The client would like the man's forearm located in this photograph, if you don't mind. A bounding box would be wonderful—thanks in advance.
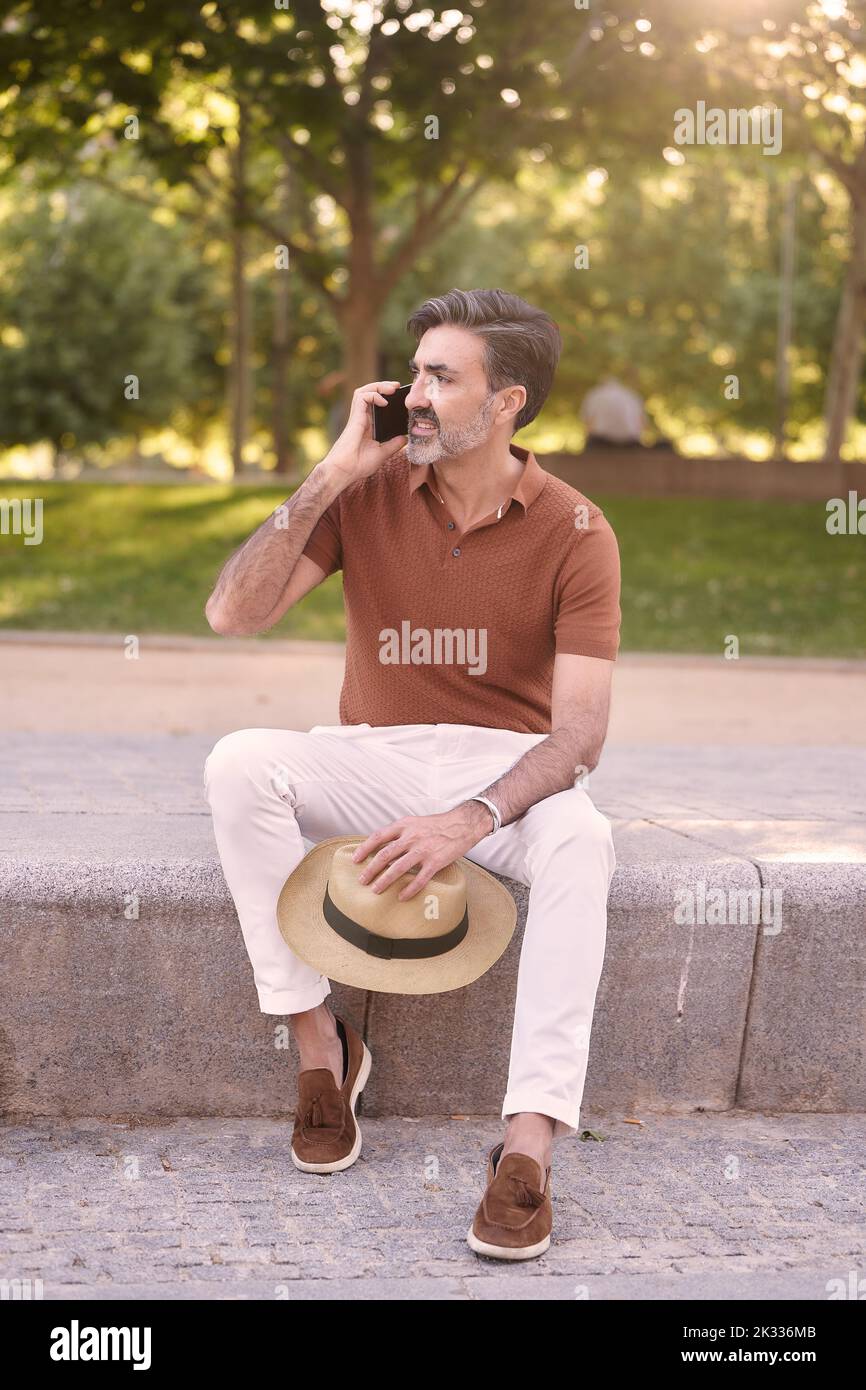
[206,461,345,634]
[461,720,605,834]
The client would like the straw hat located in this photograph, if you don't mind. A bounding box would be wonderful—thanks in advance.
[276,836,517,994]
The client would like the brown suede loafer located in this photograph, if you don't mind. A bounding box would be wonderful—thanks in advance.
[466,1141,552,1260]
[291,1012,372,1174]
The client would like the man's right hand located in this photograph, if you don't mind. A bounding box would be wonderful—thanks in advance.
[322,380,408,487]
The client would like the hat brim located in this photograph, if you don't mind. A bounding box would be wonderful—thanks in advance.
[276,836,517,994]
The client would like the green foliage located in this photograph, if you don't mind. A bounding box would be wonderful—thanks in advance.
[0,182,222,451]
[382,155,849,451]
[0,1,861,458]
[0,0,698,462]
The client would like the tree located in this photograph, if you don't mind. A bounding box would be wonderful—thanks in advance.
[0,180,221,463]
[694,0,866,459]
[0,0,675,469]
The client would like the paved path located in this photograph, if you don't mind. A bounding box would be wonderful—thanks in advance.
[2,732,864,864]
[1,1113,863,1300]
[2,633,865,743]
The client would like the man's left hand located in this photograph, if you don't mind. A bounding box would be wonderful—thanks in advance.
[351,803,494,900]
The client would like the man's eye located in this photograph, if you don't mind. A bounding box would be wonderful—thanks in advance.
[408,368,448,383]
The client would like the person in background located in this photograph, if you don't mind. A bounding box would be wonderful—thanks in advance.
[581,374,674,451]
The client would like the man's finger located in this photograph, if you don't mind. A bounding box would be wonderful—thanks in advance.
[380,433,408,458]
[368,851,419,895]
[355,380,400,407]
[355,380,400,395]
[352,824,401,863]
[357,837,408,884]
[397,866,434,901]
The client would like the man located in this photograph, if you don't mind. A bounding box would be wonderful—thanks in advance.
[581,374,648,448]
[204,287,621,1260]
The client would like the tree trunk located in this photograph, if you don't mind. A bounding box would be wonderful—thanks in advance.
[823,189,866,462]
[272,149,294,477]
[773,176,798,461]
[338,292,381,415]
[338,146,381,414]
[228,105,252,476]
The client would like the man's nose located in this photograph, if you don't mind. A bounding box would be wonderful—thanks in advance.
[405,379,431,413]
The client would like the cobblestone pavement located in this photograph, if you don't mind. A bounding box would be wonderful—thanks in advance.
[1,1112,863,1301]
[2,732,864,862]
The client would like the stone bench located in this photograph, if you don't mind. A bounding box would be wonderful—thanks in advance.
[1,735,864,1120]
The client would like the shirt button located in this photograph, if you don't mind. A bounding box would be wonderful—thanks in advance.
[447,521,455,530]
[452,547,461,557]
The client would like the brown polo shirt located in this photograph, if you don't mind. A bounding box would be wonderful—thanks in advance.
[301,443,621,734]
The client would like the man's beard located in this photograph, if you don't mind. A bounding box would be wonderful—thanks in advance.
[406,393,497,465]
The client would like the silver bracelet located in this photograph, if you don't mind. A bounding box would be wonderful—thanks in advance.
[467,795,502,836]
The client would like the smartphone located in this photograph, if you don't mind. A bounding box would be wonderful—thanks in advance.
[372,384,411,443]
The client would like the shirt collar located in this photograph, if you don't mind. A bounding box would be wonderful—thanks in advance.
[407,442,546,513]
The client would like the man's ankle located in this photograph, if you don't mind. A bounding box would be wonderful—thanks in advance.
[290,1004,344,1082]
[291,1001,339,1044]
[502,1112,554,1169]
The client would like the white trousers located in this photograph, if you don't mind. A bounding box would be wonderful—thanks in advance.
[203,721,616,1140]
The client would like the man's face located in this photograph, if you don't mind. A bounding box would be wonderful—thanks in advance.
[404,325,500,464]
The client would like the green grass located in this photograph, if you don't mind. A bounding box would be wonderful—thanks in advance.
[0,482,863,656]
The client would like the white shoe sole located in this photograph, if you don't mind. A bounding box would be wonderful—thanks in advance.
[291,1040,373,1174]
[465,1225,551,1260]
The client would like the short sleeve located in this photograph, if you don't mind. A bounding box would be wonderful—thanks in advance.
[302,496,343,577]
[554,513,621,660]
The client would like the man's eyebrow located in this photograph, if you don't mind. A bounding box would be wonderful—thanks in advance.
[408,358,460,375]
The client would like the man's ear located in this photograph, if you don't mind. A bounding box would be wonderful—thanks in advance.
[497,384,526,427]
